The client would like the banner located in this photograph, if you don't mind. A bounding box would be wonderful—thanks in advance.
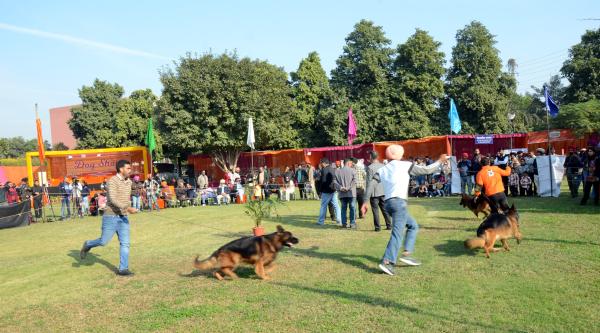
[475,135,494,145]
[0,200,30,229]
[64,153,135,177]
[536,155,565,197]
[450,156,462,195]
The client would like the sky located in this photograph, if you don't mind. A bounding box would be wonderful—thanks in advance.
[1,0,599,140]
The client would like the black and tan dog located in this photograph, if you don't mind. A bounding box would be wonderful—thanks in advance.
[459,193,492,218]
[464,204,522,258]
[193,225,299,280]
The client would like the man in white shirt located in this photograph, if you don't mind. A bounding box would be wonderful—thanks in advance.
[361,144,448,276]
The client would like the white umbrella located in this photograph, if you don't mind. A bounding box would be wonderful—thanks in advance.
[247,117,255,149]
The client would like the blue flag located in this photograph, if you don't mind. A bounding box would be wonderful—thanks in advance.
[448,98,461,134]
[544,86,559,118]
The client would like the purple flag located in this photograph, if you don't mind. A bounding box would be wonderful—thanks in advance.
[347,108,357,145]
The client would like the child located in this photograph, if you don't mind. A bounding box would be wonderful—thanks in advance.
[509,168,520,197]
[417,183,429,198]
[520,172,533,197]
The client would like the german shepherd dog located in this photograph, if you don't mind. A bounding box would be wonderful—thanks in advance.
[464,204,522,258]
[459,193,491,218]
[193,225,299,280]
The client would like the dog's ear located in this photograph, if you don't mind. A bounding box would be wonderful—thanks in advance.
[276,225,284,233]
[510,203,516,212]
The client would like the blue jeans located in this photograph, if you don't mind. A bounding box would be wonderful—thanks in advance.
[317,192,341,224]
[132,195,140,211]
[460,175,473,194]
[147,192,160,211]
[383,198,419,264]
[61,197,71,218]
[85,215,130,271]
[81,196,89,214]
[340,197,356,227]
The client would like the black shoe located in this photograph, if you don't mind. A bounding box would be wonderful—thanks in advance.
[80,241,90,259]
[117,269,134,276]
[374,228,381,232]
[385,226,392,230]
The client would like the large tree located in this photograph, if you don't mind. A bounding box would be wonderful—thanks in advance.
[0,137,50,159]
[330,20,395,143]
[561,28,600,103]
[158,53,299,171]
[445,21,516,134]
[290,52,334,146]
[553,99,600,137]
[69,79,159,150]
[391,29,445,137]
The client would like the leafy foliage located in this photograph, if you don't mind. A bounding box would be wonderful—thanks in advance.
[553,99,600,136]
[561,28,600,103]
[244,197,283,227]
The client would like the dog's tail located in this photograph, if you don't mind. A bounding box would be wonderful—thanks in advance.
[464,237,485,249]
[193,255,219,271]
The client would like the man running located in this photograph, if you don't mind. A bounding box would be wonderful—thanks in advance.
[361,144,448,276]
[80,160,138,276]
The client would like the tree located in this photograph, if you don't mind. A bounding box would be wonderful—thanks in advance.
[561,28,600,103]
[158,53,299,172]
[0,137,49,158]
[52,142,69,151]
[69,79,125,148]
[519,75,567,131]
[290,52,334,146]
[391,29,445,137]
[553,99,600,136]
[330,20,395,143]
[445,21,516,134]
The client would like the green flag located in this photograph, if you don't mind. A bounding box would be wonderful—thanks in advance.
[145,118,156,157]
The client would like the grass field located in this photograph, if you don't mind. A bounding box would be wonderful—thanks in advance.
[1,193,599,332]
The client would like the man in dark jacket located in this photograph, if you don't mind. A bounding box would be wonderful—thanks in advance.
[31,180,43,220]
[364,151,391,231]
[580,148,599,206]
[564,149,583,198]
[295,165,309,199]
[316,158,341,226]
[335,158,357,229]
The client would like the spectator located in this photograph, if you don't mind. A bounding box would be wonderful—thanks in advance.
[475,157,511,213]
[231,167,241,186]
[283,166,294,184]
[431,179,444,197]
[175,182,188,207]
[532,148,545,195]
[131,175,143,211]
[316,158,342,226]
[100,178,107,191]
[0,182,6,205]
[564,149,584,198]
[197,170,208,190]
[295,164,308,200]
[257,167,266,197]
[17,178,31,202]
[200,187,217,206]
[144,175,160,211]
[417,183,428,197]
[264,176,281,200]
[494,149,510,195]
[72,178,83,218]
[335,158,357,229]
[59,177,72,219]
[231,178,244,203]
[6,182,19,204]
[308,163,318,200]
[81,180,91,215]
[580,148,599,206]
[520,172,533,197]
[216,179,231,205]
[186,184,198,206]
[409,179,418,197]
[354,158,366,219]
[458,153,473,195]
[284,178,296,201]
[508,168,520,197]
[31,180,43,220]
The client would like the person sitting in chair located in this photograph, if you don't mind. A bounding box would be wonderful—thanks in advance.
[216,179,231,205]
[230,178,244,203]
[264,177,282,200]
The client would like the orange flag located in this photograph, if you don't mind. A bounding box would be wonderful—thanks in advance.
[35,104,45,166]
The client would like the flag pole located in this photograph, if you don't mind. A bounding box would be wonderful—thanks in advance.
[544,86,554,197]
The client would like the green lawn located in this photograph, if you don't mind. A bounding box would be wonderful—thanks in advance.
[1,194,599,332]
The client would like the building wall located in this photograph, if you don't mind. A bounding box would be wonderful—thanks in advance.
[49,105,78,149]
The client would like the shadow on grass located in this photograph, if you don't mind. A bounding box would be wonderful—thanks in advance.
[526,237,600,247]
[271,215,341,230]
[421,225,476,232]
[67,250,117,273]
[179,266,256,280]
[273,282,526,333]
[433,239,476,257]
[291,246,381,274]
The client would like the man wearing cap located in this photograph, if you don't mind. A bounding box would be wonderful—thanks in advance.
[361,145,449,276]
[458,153,473,195]
[364,151,391,231]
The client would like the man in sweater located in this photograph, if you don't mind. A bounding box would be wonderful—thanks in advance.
[364,151,391,231]
[335,158,357,229]
[316,158,342,226]
[361,145,448,276]
[80,160,138,276]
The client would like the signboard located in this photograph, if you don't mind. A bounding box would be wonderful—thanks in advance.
[475,135,494,145]
[65,153,132,176]
[549,131,561,139]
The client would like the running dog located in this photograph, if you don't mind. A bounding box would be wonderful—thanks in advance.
[193,225,299,280]
[459,193,492,218]
[464,204,522,258]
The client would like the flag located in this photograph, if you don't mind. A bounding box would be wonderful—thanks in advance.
[544,86,559,118]
[145,118,156,157]
[448,98,461,134]
[347,108,357,145]
[35,106,45,166]
[247,117,255,150]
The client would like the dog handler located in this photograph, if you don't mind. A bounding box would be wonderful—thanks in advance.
[80,160,138,276]
[474,157,511,213]
[361,144,448,276]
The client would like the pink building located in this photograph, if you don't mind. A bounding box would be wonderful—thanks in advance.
[49,105,78,149]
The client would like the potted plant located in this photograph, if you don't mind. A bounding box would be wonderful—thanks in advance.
[244,197,282,236]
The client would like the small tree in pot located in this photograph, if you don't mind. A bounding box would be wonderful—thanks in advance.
[244,197,283,236]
